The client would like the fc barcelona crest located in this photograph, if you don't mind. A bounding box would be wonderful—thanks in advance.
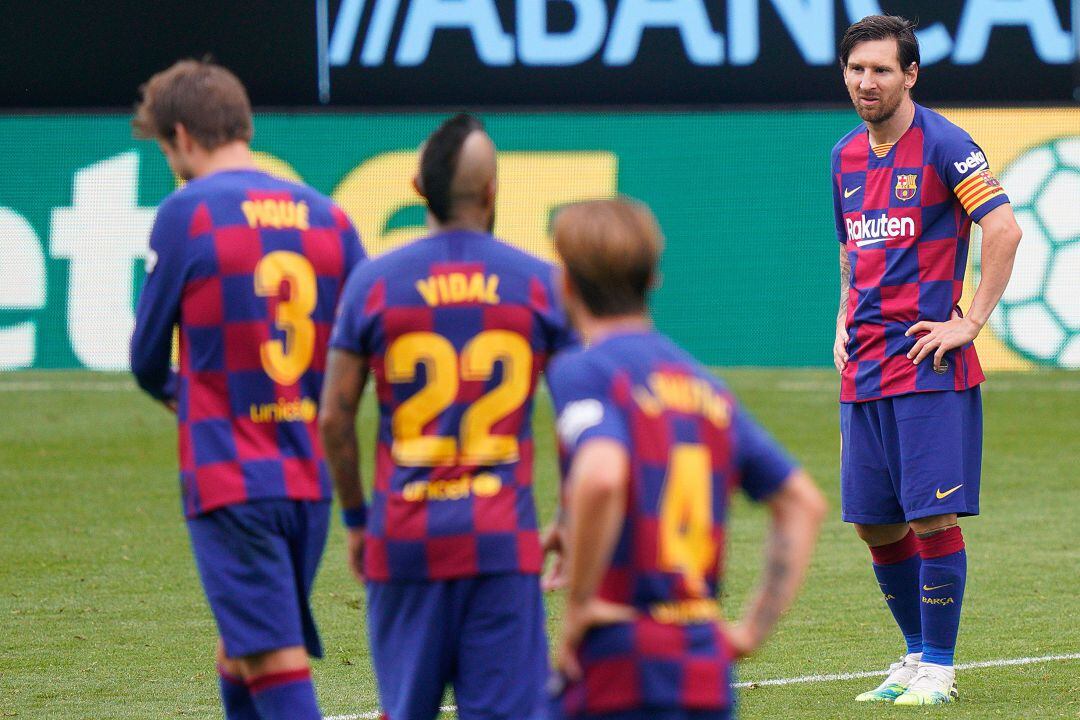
[895,174,918,201]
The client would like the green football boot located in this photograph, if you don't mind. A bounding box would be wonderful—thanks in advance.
[894,663,959,706]
[855,653,921,702]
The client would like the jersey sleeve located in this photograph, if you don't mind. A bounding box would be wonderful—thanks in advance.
[130,196,188,401]
[329,265,380,357]
[831,150,847,245]
[936,132,1010,222]
[336,206,367,278]
[548,353,630,454]
[733,405,797,502]
[541,265,580,355]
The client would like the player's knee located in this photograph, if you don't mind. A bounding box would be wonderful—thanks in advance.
[853,522,909,547]
[216,638,244,678]
[236,646,310,680]
[910,514,958,537]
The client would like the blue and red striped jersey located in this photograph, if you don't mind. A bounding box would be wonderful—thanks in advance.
[547,330,795,716]
[832,103,1009,402]
[329,229,575,582]
[131,169,365,517]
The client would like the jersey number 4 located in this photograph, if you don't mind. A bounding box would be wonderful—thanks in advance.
[386,330,532,467]
[658,443,719,598]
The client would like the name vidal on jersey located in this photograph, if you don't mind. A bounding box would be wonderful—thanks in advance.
[416,272,501,307]
[846,214,915,247]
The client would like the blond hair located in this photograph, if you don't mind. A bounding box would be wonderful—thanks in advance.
[553,198,664,316]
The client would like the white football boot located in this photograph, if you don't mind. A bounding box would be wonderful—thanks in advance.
[894,662,959,705]
[855,652,922,702]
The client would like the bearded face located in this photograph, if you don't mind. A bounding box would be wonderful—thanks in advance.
[843,38,916,125]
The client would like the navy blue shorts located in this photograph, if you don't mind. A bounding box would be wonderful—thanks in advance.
[840,387,982,524]
[366,573,548,720]
[186,499,330,659]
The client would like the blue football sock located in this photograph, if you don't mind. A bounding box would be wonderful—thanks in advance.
[248,669,321,720]
[869,530,923,655]
[218,665,261,720]
[918,527,967,666]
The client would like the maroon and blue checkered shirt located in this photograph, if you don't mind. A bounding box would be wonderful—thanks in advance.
[548,330,796,717]
[131,169,365,517]
[832,103,1009,402]
[329,229,575,582]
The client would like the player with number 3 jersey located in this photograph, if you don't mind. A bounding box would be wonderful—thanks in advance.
[544,199,825,720]
[130,60,364,720]
[320,114,575,720]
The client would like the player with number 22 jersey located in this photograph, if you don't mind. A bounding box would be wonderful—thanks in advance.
[321,114,574,720]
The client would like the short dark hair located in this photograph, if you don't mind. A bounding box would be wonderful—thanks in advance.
[419,113,485,223]
[133,59,253,149]
[553,198,664,317]
[840,15,920,69]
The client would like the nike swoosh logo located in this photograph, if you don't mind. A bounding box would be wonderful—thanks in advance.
[844,186,862,198]
[936,484,964,499]
[923,584,953,592]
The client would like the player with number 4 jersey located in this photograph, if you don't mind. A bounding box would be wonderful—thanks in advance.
[320,114,575,720]
[545,199,825,720]
[130,60,364,720]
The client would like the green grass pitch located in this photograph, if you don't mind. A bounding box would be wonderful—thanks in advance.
[1,369,1078,719]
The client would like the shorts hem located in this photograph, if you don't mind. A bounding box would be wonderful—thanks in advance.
[221,636,322,660]
[841,512,907,525]
[904,506,980,522]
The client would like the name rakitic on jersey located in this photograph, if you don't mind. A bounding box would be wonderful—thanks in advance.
[632,372,731,428]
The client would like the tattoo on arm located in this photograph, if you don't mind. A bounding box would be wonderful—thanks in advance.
[838,248,851,323]
[319,350,369,513]
[326,391,363,509]
[751,531,793,638]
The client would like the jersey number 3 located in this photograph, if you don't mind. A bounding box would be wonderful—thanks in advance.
[254,251,317,386]
[386,330,532,467]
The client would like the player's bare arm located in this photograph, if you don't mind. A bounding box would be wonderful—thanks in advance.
[318,347,370,583]
[540,518,567,591]
[556,438,637,681]
[725,470,826,659]
[834,247,852,372]
[907,203,1022,368]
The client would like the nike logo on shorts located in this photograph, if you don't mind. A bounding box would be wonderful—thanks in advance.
[935,484,963,499]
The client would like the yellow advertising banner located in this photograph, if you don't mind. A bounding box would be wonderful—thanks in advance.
[941,109,1080,370]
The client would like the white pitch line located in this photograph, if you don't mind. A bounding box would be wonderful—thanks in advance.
[735,651,1080,688]
[0,381,134,392]
[324,652,1080,720]
[326,706,456,720]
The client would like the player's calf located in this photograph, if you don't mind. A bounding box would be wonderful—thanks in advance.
[852,525,924,702]
[911,517,966,668]
[217,639,260,720]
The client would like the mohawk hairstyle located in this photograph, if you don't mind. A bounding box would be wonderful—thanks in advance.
[419,113,486,223]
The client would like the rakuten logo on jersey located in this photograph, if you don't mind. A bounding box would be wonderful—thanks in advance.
[846,214,916,248]
[953,150,987,174]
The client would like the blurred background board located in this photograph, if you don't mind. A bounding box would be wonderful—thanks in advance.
[1,0,1076,107]
[0,109,1077,371]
